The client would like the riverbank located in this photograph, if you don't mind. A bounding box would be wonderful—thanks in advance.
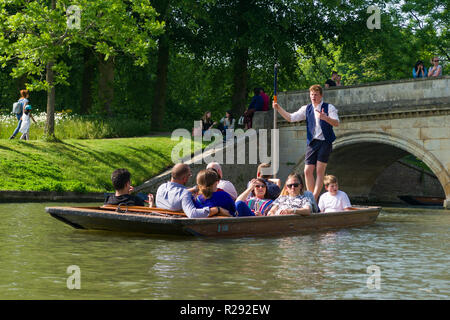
[0,136,198,197]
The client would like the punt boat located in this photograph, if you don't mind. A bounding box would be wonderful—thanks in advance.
[398,195,444,206]
[46,204,381,238]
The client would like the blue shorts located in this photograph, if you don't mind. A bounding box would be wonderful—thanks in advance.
[305,139,332,165]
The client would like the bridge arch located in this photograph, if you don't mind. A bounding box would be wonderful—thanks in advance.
[292,131,449,204]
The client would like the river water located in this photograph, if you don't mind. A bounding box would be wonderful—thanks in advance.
[0,203,448,300]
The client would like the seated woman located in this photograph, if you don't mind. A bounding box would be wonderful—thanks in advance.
[412,60,427,78]
[267,173,316,216]
[218,110,235,140]
[201,111,217,136]
[235,178,274,216]
[194,169,235,216]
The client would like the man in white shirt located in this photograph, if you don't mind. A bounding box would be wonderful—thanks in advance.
[156,163,226,218]
[272,85,339,200]
[206,162,238,200]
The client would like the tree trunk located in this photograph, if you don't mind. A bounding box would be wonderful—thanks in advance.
[15,75,27,93]
[45,61,56,138]
[231,46,249,118]
[151,0,170,131]
[45,0,57,139]
[98,55,115,116]
[151,34,170,131]
[231,2,249,118]
[80,48,95,114]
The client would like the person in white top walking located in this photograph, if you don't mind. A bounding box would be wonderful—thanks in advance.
[272,84,340,200]
[318,175,352,213]
[19,105,37,140]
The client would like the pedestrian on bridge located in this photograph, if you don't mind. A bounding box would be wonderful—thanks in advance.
[272,84,340,200]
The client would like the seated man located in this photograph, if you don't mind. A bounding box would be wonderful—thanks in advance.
[318,175,352,213]
[206,162,238,200]
[247,163,281,200]
[156,163,227,218]
[104,168,152,207]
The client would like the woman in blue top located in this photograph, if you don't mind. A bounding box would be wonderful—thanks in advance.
[9,89,29,139]
[194,169,236,216]
[412,60,427,78]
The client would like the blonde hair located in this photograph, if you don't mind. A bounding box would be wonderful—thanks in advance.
[280,172,305,196]
[196,169,219,199]
[309,84,323,96]
[323,175,338,186]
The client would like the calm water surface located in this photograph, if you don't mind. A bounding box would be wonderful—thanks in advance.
[0,203,449,299]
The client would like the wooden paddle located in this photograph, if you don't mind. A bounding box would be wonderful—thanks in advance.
[101,205,232,218]
[101,204,186,216]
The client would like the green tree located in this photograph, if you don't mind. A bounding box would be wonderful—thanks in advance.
[0,0,163,139]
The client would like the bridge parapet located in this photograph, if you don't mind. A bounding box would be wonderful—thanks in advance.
[277,76,450,121]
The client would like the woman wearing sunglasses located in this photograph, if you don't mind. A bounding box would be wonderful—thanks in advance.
[428,57,442,77]
[268,173,317,216]
[235,178,274,216]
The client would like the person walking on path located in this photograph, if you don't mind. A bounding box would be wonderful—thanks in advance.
[9,89,29,140]
[272,84,340,200]
[18,105,37,140]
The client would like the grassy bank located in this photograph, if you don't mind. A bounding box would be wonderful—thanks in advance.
[0,136,200,193]
[0,112,151,140]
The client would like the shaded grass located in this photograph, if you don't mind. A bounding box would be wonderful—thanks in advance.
[0,136,204,192]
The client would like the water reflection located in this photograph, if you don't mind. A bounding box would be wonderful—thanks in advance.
[0,203,449,299]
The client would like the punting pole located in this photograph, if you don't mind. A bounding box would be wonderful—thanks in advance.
[273,63,279,178]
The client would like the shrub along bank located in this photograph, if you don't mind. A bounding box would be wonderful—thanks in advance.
[0,136,199,193]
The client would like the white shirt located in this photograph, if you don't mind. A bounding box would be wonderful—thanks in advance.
[19,113,31,133]
[217,179,237,200]
[289,100,339,141]
[318,190,351,213]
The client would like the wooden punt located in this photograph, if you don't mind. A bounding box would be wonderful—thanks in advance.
[46,204,381,238]
[398,195,444,206]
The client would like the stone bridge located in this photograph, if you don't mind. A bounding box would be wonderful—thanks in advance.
[138,76,449,209]
[253,76,449,208]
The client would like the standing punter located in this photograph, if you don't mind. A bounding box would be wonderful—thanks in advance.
[272,84,339,200]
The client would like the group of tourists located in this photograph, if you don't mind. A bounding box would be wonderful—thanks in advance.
[106,83,352,217]
[199,110,236,139]
[105,163,351,218]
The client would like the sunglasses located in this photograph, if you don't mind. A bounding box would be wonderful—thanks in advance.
[254,185,266,188]
[433,60,439,62]
[286,183,300,188]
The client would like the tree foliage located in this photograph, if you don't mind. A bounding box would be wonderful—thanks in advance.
[0,0,163,137]
[0,0,447,136]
